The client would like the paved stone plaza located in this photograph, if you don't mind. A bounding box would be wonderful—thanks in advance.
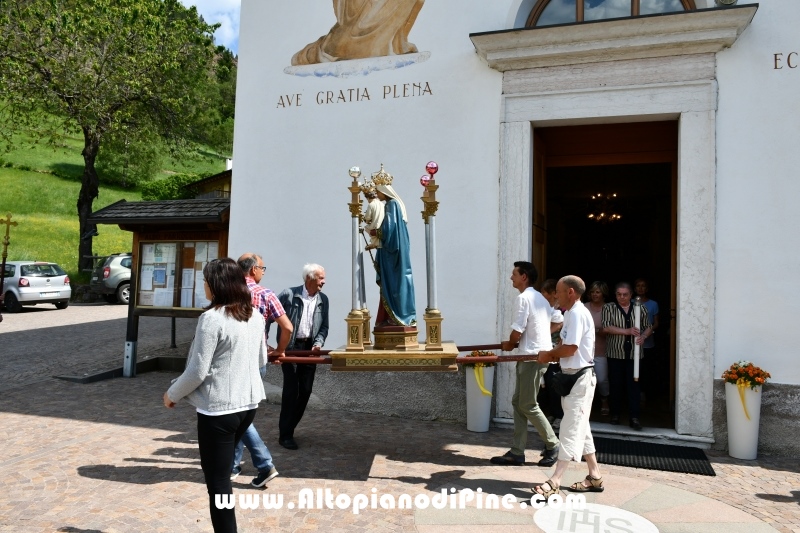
[1,304,798,532]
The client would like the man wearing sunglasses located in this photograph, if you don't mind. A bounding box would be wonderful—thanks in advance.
[227,253,293,488]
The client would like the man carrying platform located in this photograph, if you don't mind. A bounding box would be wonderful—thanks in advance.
[274,264,329,450]
[491,261,561,468]
[533,275,604,500]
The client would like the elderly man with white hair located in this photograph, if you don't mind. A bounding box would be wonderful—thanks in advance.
[272,263,329,450]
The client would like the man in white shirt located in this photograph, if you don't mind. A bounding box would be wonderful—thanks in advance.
[274,264,329,450]
[534,275,604,500]
[491,261,561,468]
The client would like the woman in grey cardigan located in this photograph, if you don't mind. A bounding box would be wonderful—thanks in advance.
[164,258,268,533]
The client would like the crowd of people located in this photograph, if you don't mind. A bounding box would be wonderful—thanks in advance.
[163,171,416,531]
[164,254,329,533]
[536,276,661,431]
[492,262,661,499]
[161,249,660,529]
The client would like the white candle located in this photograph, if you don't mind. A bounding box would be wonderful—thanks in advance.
[633,298,641,381]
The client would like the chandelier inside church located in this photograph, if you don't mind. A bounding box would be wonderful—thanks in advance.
[587,192,622,222]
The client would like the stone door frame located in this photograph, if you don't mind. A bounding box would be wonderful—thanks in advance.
[494,56,718,437]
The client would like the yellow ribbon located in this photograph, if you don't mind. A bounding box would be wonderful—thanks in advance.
[736,378,750,421]
[474,366,492,397]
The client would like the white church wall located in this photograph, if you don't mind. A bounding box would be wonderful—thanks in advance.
[715,0,800,386]
[229,0,800,448]
[231,1,509,351]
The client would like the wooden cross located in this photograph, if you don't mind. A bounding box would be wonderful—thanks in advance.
[1,213,18,305]
[1,213,17,260]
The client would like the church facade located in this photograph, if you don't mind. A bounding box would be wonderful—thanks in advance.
[230,0,800,455]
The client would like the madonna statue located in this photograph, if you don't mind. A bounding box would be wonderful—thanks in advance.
[368,167,416,327]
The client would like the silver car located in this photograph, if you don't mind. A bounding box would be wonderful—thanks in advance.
[89,253,131,304]
[1,261,72,312]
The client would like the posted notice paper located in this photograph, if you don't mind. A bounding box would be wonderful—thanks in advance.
[207,242,219,260]
[142,244,155,265]
[181,268,194,288]
[140,265,155,291]
[180,288,194,308]
[195,242,208,262]
[153,288,173,307]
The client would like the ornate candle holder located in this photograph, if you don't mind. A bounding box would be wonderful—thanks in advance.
[345,167,364,352]
[420,162,443,351]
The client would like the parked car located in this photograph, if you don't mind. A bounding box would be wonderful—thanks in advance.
[1,261,72,312]
[89,253,131,304]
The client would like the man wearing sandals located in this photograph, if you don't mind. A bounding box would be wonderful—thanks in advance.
[534,275,604,500]
[491,261,561,468]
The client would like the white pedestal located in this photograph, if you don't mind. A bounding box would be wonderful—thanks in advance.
[466,366,494,432]
[725,382,762,460]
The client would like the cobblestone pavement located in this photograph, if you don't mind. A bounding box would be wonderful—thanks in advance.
[0,302,197,391]
[1,306,799,532]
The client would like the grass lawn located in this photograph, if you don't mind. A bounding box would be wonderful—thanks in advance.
[0,132,227,285]
[0,168,140,282]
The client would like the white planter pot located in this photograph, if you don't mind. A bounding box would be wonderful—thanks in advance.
[725,382,762,460]
[466,366,494,432]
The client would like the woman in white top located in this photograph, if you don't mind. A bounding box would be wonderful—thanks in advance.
[164,258,267,533]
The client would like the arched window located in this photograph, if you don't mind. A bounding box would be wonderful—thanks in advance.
[527,0,696,27]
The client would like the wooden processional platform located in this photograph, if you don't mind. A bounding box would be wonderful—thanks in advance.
[329,342,458,372]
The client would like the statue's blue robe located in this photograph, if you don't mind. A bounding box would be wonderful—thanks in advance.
[375,199,416,325]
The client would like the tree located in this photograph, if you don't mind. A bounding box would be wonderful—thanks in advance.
[140,173,198,201]
[0,0,219,271]
[96,128,165,188]
[191,46,237,155]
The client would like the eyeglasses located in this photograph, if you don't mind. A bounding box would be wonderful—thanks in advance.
[254,266,266,272]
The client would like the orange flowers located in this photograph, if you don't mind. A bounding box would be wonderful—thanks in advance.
[462,350,496,368]
[722,361,771,390]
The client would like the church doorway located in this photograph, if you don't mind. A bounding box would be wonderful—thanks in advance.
[532,120,677,430]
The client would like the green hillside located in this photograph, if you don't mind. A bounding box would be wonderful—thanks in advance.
[0,132,226,284]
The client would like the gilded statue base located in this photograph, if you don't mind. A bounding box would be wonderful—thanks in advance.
[372,325,419,351]
[330,342,458,372]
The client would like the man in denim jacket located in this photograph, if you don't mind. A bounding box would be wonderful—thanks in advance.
[272,263,329,450]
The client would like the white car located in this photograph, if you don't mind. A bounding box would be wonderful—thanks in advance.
[1,261,72,312]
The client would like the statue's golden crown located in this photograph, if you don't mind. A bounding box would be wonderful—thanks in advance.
[371,164,393,186]
[358,180,376,194]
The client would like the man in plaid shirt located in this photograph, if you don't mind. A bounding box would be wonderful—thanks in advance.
[239,253,293,356]
[227,253,293,489]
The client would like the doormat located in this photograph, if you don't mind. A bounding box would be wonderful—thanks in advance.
[593,437,716,476]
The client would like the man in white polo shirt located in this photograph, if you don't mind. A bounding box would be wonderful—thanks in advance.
[491,261,561,468]
[533,275,604,500]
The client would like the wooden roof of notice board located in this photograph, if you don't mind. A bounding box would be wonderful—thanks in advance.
[88,199,230,226]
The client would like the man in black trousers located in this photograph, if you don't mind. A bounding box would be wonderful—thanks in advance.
[273,263,329,450]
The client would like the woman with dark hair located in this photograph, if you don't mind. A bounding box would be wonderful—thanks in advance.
[164,258,267,533]
[586,281,610,416]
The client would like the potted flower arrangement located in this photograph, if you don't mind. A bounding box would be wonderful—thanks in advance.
[462,350,496,432]
[722,360,771,460]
